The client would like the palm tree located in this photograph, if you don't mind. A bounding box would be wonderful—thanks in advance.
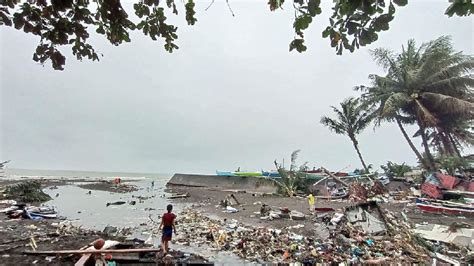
[321,97,374,173]
[357,83,429,169]
[358,36,474,170]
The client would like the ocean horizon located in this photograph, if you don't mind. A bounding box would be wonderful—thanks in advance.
[2,168,171,179]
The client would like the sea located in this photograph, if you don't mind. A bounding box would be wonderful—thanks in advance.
[1,168,245,264]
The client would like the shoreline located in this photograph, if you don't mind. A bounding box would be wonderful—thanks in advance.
[1,175,473,264]
[0,177,209,265]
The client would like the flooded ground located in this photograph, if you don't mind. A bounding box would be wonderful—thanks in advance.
[1,169,247,264]
[43,180,170,229]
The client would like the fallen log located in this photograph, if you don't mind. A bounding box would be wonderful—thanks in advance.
[24,248,162,255]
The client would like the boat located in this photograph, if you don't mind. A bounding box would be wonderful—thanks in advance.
[216,170,263,177]
[415,198,474,216]
[234,172,262,177]
[216,171,235,176]
[305,173,326,180]
[261,171,281,178]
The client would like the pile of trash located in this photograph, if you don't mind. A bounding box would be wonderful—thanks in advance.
[347,180,387,203]
[416,172,474,216]
[421,172,474,199]
[162,201,473,264]
[2,181,51,202]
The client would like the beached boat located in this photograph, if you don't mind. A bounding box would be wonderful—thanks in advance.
[234,172,262,177]
[415,198,474,216]
[216,171,235,176]
[216,171,263,177]
[261,171,280,178]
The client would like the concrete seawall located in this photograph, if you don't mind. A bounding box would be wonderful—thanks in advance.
[166,173,278,193]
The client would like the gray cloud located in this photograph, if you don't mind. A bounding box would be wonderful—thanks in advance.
[1,0,473,174]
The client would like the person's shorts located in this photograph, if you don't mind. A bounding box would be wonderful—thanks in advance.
[162,226,173,241]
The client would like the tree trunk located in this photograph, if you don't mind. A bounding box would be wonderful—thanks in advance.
[438,129,455,156]
[395,117,429,169]
[350,135,369,173]
[415,115,436,171]
[447,133,463,158]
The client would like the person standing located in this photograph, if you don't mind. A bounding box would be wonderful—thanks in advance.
[307,193,315,213]
[158,204,176,255]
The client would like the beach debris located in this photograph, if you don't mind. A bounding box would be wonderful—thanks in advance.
[345,204,387,234]
[224,206,238,213]
[421,172,474,200]
[260,204,271,216]
[347,182,368,202]
[0,202,57,220]
[289,210,305,220]
[219,194,241,207]
[413,223,474,249]
[106,201,126,207]
[415,198,474,216]
[330,212,344,225]
[168,205,460,264]
[103,226,118,236]
[3,181,51,202]
[168,193,190,199]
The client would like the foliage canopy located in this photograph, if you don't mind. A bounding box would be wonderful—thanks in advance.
[1,0,472,70]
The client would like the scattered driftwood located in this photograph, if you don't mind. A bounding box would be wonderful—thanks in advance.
[24,248,162,255]
[106,201,126,207]
[168,193,190,199]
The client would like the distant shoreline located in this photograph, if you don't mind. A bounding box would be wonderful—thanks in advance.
[2,168,170,179]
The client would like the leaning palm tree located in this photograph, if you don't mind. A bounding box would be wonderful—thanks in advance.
[357,83,429,168]
[359,36,474,170]
[321,97,374,173]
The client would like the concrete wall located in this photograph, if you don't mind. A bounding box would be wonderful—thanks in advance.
[167,173,278,193]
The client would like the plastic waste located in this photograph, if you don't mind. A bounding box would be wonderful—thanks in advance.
[330,213,344,225]
[225,206,238,213]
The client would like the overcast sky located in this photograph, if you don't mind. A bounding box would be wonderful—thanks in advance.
[1,0,473,174]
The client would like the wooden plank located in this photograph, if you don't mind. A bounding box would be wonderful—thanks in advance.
[24,248,162,255]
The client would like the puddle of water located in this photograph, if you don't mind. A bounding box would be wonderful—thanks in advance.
[43,179,177,229]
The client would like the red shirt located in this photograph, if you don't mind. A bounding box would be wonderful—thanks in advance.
[162,213,176,227]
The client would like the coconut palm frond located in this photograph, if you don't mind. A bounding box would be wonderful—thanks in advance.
[320,116,346,135]
[381,92,410,117]
[290,150,301,172]
[422,36,454,56]
[426,57,474,82]
[421,92,474,117]
[424,76,474,96]
[414,99,439,126]
[370,48,397,70]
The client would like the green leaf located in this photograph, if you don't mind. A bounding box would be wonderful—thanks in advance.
[393,0,408,6]
[294,14,312,31]
[96,25,105,34]
[322,27,331,38]
[307,0,321,17]
[346,21,359,35]
[372,14,393,32]
[268,0,284,11]
[289,38,307,52]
